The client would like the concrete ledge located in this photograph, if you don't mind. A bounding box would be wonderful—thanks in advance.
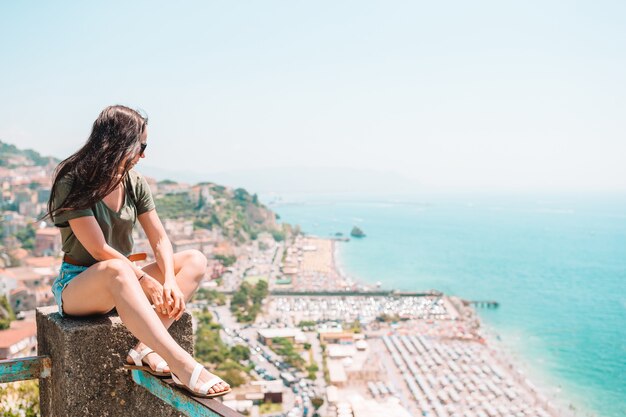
[36,306,193,417]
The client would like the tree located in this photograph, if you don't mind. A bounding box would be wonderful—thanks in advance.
[15,224,36,250]
[311,397,324,410]
[271,229,285,242]
[230,345,250,362]
[214,254,237,267]
[306,362,319,380]
[234,188,250,203]
[0,295,15,330]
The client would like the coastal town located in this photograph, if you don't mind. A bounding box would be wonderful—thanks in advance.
[0,143,568,417]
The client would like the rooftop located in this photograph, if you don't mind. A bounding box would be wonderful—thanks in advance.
[0,320,36,349]
[257,327,305,340]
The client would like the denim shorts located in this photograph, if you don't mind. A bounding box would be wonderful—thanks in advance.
[52,262,89,316]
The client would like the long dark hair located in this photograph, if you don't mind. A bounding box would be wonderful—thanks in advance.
[46,105,148,220]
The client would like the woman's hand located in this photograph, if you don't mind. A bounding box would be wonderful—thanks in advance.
[163,280,185,320]
[139,274,168,315]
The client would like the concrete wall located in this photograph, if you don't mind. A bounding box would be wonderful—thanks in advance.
[36,306,193,417]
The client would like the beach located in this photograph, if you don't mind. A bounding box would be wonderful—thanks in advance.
[268,233,578,417]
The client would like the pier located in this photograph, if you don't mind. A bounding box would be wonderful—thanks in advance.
[469,300,500,308]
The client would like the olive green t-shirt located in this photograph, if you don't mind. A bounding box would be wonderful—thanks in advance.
[52,170,155,266]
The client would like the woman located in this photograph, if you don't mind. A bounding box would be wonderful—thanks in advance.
[47,105,230,398]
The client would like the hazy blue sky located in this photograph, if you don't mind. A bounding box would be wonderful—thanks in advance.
[1,1,625,192]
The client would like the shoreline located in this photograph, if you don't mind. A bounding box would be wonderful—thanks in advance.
[304,235,585,417]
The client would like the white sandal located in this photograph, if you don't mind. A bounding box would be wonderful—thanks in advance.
[171,363,232,398]
[124,347,170,377]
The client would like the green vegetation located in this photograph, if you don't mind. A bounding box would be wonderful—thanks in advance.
[0,140,57,167]
[230,345,251,362]
[15,224,35,250]
[155,182,284,244]
[298,320,317,329]
[269,337,305,370]
[230,280,268,323]
[193,216,215,230]
[306,350,318,379]
[214,254,237,267]
[259,402,282,415]
[306,361,319,380]
[321,345,330,384]
[311,397,324,410]
[243,275,267,286]
[209,186,280,243]
[345,319,362,333]
[194,309,250,387]
[0,380,39,416]
[350,226,366,238]
[0,295,16,330]
[154,194,196,220]
[193,288,226,306]
[270,229,285,242]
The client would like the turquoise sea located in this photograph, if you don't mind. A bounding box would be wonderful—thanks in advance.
[271,193,626,417]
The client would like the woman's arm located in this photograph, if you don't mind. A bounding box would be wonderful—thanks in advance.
[138,209,185,319]
[137,209,175,282]
[67,216,168,313]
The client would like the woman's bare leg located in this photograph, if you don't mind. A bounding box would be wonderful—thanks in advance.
[61,258,229,394]
[127,250,208,373]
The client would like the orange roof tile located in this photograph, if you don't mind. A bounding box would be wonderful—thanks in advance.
[35,228,60,236]
[0,320,36,349]
[23,257,62,268]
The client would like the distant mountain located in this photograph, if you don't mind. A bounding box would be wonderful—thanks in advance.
[141,165,421,195]
[0,140,59,167]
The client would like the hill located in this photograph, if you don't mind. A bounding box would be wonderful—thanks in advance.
[0,140,290,244]
[154,180,287,243]
[0,140,59,167]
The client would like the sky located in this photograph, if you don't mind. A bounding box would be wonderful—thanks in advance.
[1,1,625,193]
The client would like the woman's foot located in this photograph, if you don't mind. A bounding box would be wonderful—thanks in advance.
[126,342,171,374]
[173,360,230,396]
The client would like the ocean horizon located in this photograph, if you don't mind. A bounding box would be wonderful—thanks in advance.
[271,192,626,417]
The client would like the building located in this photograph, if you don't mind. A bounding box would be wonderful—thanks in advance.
[4,266,55,290]
[163,219,194,238]
[19,201,44,217]
[35,227,62,256]
[0,272,18,297]
[257,328,307,348]
[319,330,355,345]
[327,360,347,386]
[171,237,214,254]
[0,320,37,359]
[252,379,284,403]
[326,344,357,359]
[2,211,27,237]
[9,287,36,312]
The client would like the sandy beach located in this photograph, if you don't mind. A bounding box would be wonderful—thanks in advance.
[271,236,575,417]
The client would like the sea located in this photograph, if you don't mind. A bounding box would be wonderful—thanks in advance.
[270,192,626,417]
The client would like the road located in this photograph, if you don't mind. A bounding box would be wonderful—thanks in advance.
[209,304,301,415]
